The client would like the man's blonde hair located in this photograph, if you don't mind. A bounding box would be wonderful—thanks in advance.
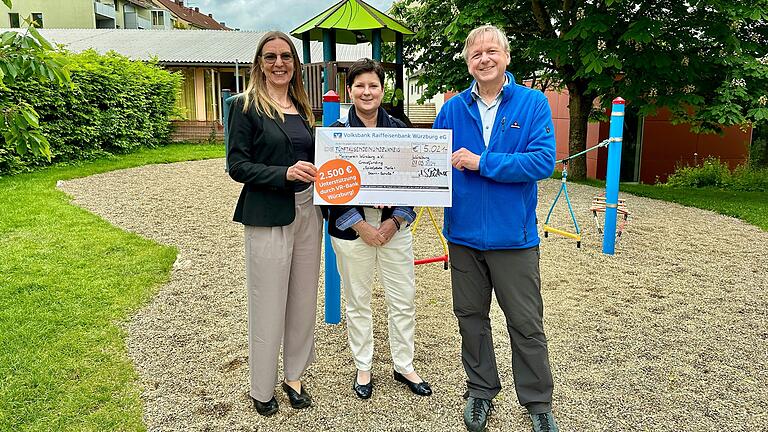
[462,25,510,63]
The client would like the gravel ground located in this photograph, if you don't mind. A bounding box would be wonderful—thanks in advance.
[58,158,768,432]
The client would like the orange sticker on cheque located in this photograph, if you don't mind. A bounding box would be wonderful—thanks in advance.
[315,159,361,204]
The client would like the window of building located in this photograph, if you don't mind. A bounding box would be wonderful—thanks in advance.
[152,10,164,26]
[31,12,43,28]
[8,12,20,28]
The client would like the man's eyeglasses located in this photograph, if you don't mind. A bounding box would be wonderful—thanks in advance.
[261,53,293,64]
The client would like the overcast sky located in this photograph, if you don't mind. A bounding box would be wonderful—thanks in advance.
[187,0,396,32]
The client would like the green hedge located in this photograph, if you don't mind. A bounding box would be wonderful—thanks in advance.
[665,156,768,192]
[1,50,182,174]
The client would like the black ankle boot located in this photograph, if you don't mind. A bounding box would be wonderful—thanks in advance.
[281,382,312,409]
[252,396,278,416]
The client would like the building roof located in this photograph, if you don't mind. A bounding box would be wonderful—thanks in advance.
[32,28,372,67]
[151,0,230,31]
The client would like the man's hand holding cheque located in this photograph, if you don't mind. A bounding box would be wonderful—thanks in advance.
[451,147,480,171]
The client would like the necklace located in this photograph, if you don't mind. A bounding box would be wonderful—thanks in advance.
[272,97,293,110]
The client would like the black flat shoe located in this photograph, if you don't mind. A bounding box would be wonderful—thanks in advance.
[281,382,312,409]
[252,396,279,416]
[353,372,373,399]
[393,370,432,396]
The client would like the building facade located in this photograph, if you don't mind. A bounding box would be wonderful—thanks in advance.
[2,0,225,30]
[404,72,443,127]
[3,0,96,29]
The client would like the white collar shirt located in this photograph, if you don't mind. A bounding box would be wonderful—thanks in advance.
[471,76,509,147]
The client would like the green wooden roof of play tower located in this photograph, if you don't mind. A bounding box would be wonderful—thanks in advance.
[291,0,413,44]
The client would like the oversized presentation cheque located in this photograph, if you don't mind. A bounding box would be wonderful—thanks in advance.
[313,127,453,207]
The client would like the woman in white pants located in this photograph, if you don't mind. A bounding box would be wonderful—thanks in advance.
[325,58,432,399]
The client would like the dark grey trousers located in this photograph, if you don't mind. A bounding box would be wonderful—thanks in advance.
[448,242,554,415]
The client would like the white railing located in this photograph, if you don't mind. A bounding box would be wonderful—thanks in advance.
[137,15,151,29]
[124,12,152,29]
[94,1,116,19]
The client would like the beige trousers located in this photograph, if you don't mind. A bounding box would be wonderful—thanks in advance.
[244,187,322,402]
[331,208,417,375]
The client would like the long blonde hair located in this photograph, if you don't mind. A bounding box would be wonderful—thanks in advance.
[242,31,315,124]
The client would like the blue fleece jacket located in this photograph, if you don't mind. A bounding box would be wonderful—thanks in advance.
[433,72,556,250]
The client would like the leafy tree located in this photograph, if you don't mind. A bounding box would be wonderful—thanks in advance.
[1,0,69,161]
[392,0,768,179]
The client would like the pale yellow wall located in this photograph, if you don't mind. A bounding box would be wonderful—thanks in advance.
[115,0,124,28]
[2,0,95,28]
[136,5,151,21]
[194,68,206,121]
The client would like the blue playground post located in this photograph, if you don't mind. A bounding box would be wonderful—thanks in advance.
[602,97,625,255]
[322,90,342,324]
[372,29,382,61]
[222,89,233,172]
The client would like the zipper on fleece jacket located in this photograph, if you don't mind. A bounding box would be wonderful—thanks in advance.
[523,221,528,244]
[521,190,528,244]
[482,178,488,249]
[468,101,488,249]
[462,98,490,249]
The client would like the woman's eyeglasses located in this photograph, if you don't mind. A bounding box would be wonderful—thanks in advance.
[261,53,293,64]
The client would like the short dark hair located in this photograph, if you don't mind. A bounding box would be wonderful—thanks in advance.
[346,58,385,87]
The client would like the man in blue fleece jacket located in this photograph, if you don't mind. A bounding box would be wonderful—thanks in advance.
[433,25,559,432]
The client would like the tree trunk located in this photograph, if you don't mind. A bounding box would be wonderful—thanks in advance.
[565,83,593,180]
[752,123,768,168]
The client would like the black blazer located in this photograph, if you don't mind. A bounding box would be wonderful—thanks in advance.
[227,95,313,226]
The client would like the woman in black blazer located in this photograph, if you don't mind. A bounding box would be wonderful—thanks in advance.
[227,31,321,417]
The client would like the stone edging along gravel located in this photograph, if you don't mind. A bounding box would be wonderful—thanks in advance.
[58,158,768,431]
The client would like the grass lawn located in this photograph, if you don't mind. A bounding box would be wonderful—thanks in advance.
[0,144,223,431]
[572,177,768,231]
